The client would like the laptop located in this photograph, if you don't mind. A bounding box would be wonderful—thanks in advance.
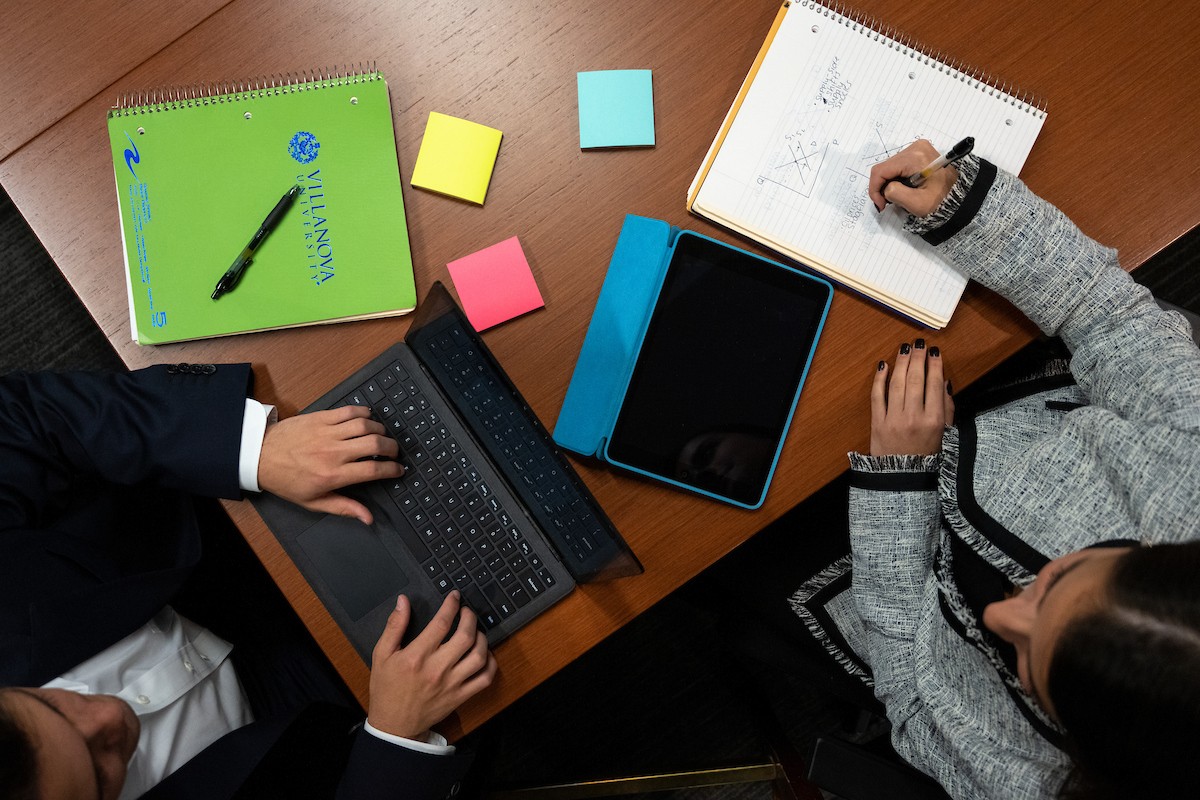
[252,282,641,661]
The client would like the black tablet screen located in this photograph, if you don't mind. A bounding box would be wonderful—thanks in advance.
[604,232,830,507]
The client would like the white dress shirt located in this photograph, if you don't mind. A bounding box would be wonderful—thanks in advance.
[44,608,251,800]
[43,399,450,798]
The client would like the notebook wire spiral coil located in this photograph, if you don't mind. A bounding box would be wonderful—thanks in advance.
[109,62,382,117]
[798,0,1046,117]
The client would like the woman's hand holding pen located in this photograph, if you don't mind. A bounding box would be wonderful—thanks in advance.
[868,139,959,216]
[870,340,954,457]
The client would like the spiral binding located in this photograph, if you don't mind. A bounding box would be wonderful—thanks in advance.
[108,62,382,117]
[799,0,1047,118]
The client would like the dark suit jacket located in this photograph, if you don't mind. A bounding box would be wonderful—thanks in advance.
[0,365,471,799]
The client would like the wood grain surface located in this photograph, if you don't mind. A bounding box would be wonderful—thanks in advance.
[0,0,233,161]
[3,0,1199,737]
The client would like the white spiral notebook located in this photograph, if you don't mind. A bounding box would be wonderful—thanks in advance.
[686,0,1046,328]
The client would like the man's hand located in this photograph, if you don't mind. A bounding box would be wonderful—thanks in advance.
[367,592,498,740]
[868,139,958,216]
[870,341,954,456]
[258,405,403,525]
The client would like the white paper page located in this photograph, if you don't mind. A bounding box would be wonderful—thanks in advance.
[693,1,1045,325]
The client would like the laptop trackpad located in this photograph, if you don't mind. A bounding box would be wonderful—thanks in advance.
[297,516,409,621]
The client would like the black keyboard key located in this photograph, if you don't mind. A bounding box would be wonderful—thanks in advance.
[482,582,516,618]
[478,607,501,630]
[460,586,495,626]
[521,570,544,597]
[393,521,431,562]
[509,584,530,608]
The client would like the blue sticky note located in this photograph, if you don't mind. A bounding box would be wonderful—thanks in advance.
[577,70,655,149]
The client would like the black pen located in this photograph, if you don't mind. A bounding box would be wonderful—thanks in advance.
[211,184,303,299]
[898,137,975,188]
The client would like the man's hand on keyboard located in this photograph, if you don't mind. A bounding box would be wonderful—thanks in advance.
[367,591,498,739]
[259,406,404,525]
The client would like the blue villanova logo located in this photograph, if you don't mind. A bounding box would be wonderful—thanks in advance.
[288,131,320,164]
[123,132,140,180]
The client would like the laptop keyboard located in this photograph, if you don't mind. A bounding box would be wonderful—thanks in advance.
[415,319,614,572]
[339,360,559,632]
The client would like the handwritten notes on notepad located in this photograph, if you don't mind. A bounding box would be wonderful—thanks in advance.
[687,2,1045,328]
[411,112,503,204]
[447,236,544,330]
[577,70,656,149]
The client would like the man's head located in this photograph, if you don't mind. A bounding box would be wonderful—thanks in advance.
[0,688,139,800]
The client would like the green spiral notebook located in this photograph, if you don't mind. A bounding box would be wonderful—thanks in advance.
[107,68,415,345]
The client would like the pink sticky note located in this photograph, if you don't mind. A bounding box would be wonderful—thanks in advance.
[446,236,545,330]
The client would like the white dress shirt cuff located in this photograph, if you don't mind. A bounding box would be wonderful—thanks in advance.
[239,400,277,493]
[363,721,455,755]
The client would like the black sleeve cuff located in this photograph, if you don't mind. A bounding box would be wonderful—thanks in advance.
[922,159,998,246]
[848,470,939,492]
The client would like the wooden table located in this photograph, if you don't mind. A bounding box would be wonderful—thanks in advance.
[4,0,1200,739]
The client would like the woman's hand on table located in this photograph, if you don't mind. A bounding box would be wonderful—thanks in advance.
[870,340,954,456]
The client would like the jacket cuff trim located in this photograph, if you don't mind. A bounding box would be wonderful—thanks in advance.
[848,470,939,492]
[922,159,998,246]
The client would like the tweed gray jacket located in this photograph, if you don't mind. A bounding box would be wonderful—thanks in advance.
[844,156,1200,799]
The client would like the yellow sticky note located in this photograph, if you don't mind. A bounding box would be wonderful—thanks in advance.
[410,112,503,205]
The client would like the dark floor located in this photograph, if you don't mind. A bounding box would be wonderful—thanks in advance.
[4,182,1200,799]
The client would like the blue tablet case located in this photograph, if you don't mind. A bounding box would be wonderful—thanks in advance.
[553,214,832,509]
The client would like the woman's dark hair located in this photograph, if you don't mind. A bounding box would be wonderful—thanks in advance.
[0,692,39,800]
[1049,541,1200,798]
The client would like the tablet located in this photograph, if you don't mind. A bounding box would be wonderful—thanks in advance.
[602,231,833,508]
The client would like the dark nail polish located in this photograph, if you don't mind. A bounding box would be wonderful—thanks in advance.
[899,343,911,355]
[929,346,940,357]
[877,360,886,371]
[914,338,925,350]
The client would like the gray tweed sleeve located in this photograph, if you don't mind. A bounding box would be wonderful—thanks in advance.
[846,452,940,725]
[931,162,1200,428]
